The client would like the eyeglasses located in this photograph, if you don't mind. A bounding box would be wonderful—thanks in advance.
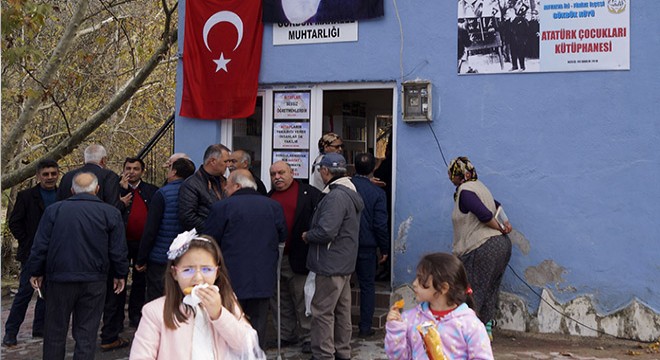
[173,266,218,278]
[327,143,344,149]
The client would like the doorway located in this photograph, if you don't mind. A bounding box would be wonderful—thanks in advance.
[321,88,394,283]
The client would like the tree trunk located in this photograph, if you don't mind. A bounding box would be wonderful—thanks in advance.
[1,1,179,190]
[1,0,90,171]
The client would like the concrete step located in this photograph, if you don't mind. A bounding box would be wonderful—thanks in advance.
[351,305,389,329]
[350,282,392,330]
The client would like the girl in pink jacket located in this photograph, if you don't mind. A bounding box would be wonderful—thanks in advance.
[384,253,493,360]
[130,230,265,359]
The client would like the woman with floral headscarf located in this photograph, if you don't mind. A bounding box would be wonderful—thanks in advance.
[448,156,512,341]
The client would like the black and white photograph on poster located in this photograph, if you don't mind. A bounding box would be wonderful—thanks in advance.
[272,151,310,179]
[458,0,540,74]
[458,0,630,74]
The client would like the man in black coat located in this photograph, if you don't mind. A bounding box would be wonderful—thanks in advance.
[100,157,159,350]
[57,144,121,208]
[178,144,230,230]
[203,169,287,350]
[350,153,390,338]
[229,149,268,195]
[2,159,59,347]
[25,172,128,360]
[118,157,157,324]
[268,161,323,353]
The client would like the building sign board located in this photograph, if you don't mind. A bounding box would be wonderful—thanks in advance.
[273,21,358,45]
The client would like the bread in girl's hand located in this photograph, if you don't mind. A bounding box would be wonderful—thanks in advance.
[183,284,219,296]
[393,299,405,310]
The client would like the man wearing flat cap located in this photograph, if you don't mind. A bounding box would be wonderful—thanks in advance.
[302,152,364,360]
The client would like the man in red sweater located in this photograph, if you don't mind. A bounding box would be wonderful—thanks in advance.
[100,157,158,351]
[268,161,323,354]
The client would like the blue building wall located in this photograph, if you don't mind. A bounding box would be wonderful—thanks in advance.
[176,0,660,317]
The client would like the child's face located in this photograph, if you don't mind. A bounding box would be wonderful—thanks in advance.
[171,248,219,292]
[412,275,441,303]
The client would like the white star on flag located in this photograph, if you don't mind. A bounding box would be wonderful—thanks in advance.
[213,53,231,72]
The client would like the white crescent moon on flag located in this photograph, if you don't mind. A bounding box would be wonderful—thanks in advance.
[203,11,243,52]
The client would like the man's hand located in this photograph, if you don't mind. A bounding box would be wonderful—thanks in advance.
[378,254,389,264]
[370,177,386,187]
[119,192,133,207]
[302,231,308,244]
[119,172,130,189]
[113,278,126,294]
[30,276,43,290]
[135,264,147,272]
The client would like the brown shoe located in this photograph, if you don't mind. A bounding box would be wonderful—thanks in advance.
[100,337,130,352]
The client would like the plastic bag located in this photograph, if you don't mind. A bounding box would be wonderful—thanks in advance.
[417,321,447,360]
[304,271,316,317]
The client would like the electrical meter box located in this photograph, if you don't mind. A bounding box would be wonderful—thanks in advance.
[402,81,432,122]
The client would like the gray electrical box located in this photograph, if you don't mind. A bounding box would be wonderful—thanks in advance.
[402,81,432,122]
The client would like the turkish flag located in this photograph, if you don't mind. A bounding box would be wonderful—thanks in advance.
[180,0,263,119]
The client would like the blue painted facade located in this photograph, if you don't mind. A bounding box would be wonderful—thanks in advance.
[175,0,660,319]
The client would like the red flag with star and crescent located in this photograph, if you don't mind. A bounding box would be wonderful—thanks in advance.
[180,0,263,119]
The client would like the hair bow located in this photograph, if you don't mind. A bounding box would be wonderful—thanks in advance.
[167,229,209,260]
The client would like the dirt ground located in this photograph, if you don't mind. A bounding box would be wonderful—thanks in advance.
[2,280,658,359]
[492,329,660,360]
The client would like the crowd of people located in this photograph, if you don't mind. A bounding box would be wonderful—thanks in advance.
[3,136,512,360]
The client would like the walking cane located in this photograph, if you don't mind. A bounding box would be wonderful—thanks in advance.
[277,242,285,360]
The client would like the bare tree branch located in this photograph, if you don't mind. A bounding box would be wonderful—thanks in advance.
[1,1,179,190]
[75,16,123,39]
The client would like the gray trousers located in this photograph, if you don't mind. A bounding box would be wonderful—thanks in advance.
[310,274,352,360]
[270,255,311,342]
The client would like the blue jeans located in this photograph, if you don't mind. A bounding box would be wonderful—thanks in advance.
[3,264,45,338]
[43,281,106,360]
[355,249,377,333]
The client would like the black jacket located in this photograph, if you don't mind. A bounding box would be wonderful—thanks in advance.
[25,193,128,282]
[8,185,53,263]
[57,163,121,209]
[178,167,225,231]
[120,181,159,226]
[203,188,287,299]
[269,181,323,274]
[251,169,268,196]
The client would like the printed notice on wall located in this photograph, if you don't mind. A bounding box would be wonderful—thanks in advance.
[273,122,310,149]
[274,92,310,119]
[273,22,358,45]
[457,0,629,74]
[273,151,309,179]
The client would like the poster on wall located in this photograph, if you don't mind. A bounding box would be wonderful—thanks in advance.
[457,0,629,74]
[272,151,309,179]
[273,122,310,149]
[274,92,311,119]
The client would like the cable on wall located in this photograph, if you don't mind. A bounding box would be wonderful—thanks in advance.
[427,121,448,167]
[425,116,652,343]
